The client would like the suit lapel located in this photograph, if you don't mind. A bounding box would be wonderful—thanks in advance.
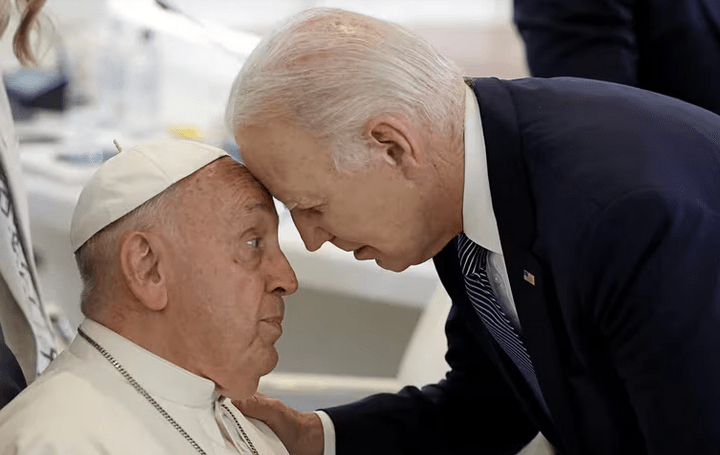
[699,0,720,39]
[434,241,557,438]
[470,77,580,453]
[505,243,581,453]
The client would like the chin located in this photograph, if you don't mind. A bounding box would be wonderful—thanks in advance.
[258,348,280,376]
[375,258,411,273]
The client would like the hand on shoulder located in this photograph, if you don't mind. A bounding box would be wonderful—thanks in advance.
[234,392,325,455]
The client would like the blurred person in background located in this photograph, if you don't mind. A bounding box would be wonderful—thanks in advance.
[0,139,298,454]
[514,0,720,116]
[227,7,720,455]
[0,0,59,409]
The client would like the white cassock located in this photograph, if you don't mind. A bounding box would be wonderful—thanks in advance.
[0,319,290,455]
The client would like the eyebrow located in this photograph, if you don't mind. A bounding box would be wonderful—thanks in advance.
[242,201,275,214]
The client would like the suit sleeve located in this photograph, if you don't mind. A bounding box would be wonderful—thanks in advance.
[322,301,538,455]
[576,190,720,454]
[0,340,26,410]
[513,0,638,85]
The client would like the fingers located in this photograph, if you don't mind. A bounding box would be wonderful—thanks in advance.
[233,392,276,421]
[232,393,324,455]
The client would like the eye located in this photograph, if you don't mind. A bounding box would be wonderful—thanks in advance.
[236,234,264,267]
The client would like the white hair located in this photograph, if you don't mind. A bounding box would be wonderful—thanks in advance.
[226,7,465,171]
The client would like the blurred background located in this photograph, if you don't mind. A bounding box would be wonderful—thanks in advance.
[3,0,529,409]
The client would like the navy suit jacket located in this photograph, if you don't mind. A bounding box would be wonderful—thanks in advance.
[324,77,720,454]
[514,0,720,117]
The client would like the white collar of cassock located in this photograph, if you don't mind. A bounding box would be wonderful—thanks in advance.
[73,318,219,407]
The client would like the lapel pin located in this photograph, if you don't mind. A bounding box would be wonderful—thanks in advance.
[523,270,536,285]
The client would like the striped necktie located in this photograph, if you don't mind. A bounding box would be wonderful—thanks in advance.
[456,233,550,414]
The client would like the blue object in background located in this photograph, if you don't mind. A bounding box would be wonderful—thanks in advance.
[4,69,68,120]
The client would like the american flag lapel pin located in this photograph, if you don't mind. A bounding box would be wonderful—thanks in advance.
[523,270,536,285]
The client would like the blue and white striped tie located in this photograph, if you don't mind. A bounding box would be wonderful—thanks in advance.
[456,233,550,414]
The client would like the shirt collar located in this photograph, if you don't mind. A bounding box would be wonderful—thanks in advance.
[463,84,503,255]
[71,318,218,408]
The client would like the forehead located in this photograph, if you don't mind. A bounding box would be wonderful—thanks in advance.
[223,176,277,222]
[192,188,277,244]
[182,159,277,222]
[234,121,334,202]
[236,189,276,219]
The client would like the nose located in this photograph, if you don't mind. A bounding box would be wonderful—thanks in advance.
[291,212,333,252]
[269,249,298,296]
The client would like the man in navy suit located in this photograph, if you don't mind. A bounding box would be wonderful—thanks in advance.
[514,0,720,116]
[226,7,720,455]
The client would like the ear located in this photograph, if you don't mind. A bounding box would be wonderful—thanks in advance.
[364,115,421,173]
[119,231,169,312]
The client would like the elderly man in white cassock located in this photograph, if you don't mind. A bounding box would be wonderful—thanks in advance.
[0,139,298,454]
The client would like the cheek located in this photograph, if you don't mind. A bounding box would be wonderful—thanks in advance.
[213,283,267,346]
[225,322,280,379]
[209,317,259,369]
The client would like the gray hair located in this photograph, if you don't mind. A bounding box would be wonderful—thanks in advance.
[226,7,465,171]
[74,183,181,318]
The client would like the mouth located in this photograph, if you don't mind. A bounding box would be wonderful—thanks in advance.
[261,316,283,334]
[261,316,283,325]
[261,322,283,342]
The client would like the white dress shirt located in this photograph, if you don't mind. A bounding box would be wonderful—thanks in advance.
[0,319,290,454]
[317,85,521,454]
[461,85,521,330]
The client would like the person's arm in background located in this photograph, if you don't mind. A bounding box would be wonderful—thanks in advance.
[513,0,638,84]
[514,0,720,116]
[0,0,51,408]
[239,299,539,455]
[0,341,26,409]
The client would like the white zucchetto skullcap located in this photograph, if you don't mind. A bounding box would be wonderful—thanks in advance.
[70,139,229,252]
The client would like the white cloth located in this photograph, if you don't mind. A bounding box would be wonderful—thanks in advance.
[0,319,290,455]
[0,75,57,382]
[315,410,337,455]
[318,84,521,453]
